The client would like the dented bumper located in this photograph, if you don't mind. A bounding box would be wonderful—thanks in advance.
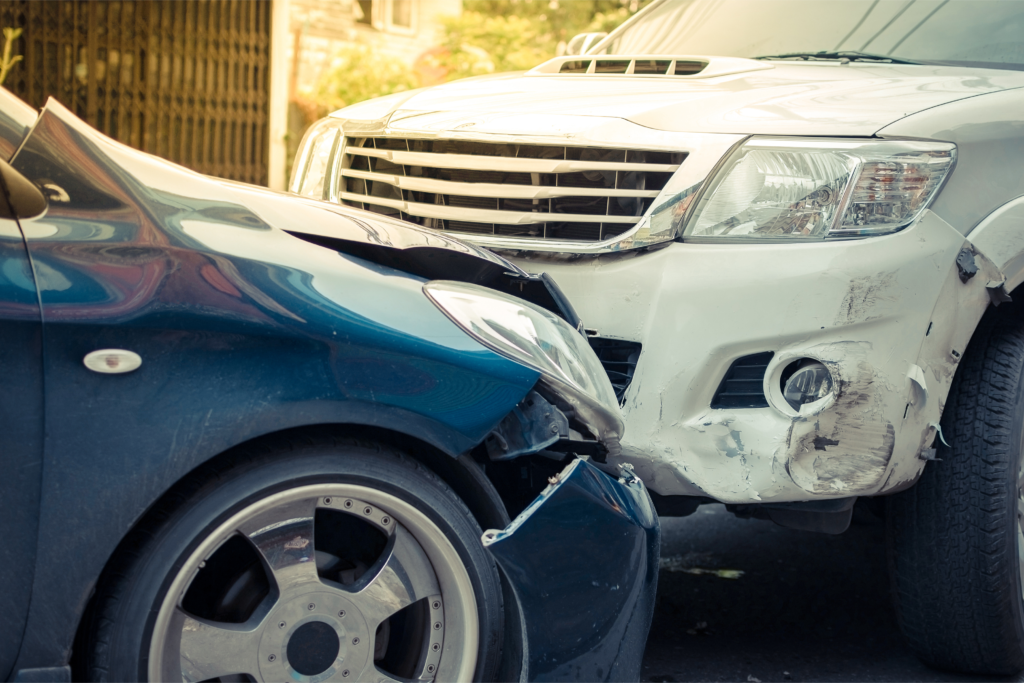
[483,458,659,682]
[507,210,1001,504]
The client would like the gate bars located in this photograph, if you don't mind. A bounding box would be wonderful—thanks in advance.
[0,0,271,185]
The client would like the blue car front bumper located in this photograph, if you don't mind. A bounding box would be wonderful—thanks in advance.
[484,458,660,682]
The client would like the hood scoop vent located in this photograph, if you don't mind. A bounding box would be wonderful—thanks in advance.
[560,58,706,76]
[530,55,773,80]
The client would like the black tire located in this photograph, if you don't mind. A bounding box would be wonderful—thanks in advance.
[83,436,505,682]
[888,306,1024,675]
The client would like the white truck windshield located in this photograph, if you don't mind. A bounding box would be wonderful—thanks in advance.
[602,0,1024,70]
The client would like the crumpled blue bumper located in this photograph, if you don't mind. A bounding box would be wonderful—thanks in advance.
[483,458,660,682]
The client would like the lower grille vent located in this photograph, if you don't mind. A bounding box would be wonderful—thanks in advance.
[589,338,642,403]
[710,352,774,409]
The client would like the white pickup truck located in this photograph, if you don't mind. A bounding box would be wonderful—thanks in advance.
[292,0,1024,674]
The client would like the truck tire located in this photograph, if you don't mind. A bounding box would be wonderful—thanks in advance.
[888,305,1024,675]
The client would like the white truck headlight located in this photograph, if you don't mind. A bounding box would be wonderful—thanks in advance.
[683,138,955,240]
[424,281,623,441]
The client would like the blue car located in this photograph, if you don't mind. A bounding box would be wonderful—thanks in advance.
[0,89,658,683]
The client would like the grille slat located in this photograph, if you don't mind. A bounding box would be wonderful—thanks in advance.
[339,192,643,226]
[340,168,659,200]
[340,138,686,243]
[346,147,680,174]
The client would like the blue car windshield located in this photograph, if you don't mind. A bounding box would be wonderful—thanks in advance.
[599,0,1024,71]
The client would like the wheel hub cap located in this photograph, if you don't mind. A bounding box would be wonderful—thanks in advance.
[258,590,370,682]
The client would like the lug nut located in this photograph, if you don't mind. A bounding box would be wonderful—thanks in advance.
[381,516,390,525]
[344,500,353,508]
[363,506,372,515]
[324,497,332,505]
[427,664,436,673]
[433,622,442,630]
[431,600,441,610]
[432,643,441,652]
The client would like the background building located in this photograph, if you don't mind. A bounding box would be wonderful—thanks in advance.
[290,0,460,88]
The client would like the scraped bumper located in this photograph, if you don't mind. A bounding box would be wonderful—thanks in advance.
[483,458,660,682]
[506,210,999,503]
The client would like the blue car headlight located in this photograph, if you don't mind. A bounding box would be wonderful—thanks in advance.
[424,280,624,443]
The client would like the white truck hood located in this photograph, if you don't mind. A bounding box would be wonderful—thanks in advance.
[339,60,1024,138]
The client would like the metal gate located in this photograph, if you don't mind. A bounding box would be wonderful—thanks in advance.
[0,0,271,185]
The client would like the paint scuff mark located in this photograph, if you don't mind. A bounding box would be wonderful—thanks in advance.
[835,271,898,326]
[812,436,840,451]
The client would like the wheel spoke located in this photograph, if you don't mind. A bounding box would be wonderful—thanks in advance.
[238,496,322,592]
[350,524,440,629]
[177,607,265,682]
[1018,496,1024,524]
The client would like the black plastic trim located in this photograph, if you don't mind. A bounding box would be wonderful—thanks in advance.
[710,352,774,409]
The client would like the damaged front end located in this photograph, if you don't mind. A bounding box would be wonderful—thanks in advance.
[424,280,625,464]
[483,458,660,682]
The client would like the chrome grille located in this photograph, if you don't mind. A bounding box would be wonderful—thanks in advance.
[338,138,685,242]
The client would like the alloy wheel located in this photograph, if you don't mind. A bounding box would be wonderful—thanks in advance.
[147,483,478,682]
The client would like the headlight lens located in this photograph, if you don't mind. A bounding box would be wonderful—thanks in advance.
[423,281,620,411]
[683,138,955,240]
[291,119,341,199]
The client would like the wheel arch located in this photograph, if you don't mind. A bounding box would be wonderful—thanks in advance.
[878,216,1021,497]
[59,420,510,681]
[967,195,1024,294]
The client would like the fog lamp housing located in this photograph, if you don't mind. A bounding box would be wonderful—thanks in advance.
[782,360,833,411]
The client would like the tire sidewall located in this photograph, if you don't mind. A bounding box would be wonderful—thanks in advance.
[1006,353,1024,652]
[93,443,503,682]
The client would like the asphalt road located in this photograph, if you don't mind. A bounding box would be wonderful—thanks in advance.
[640,505,1024,683]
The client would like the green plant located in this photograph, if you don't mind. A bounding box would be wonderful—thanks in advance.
[432,0,652,82]
[309,43,419,114]
[432,12,549,80]
[0,27,23,86]
[586,6,635,34]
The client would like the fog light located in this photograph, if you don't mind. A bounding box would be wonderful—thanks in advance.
[783,360,833,410]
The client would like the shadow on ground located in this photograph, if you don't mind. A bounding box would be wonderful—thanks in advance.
[641,505,1023,683]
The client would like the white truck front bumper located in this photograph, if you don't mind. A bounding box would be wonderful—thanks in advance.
[508,210,998,503]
